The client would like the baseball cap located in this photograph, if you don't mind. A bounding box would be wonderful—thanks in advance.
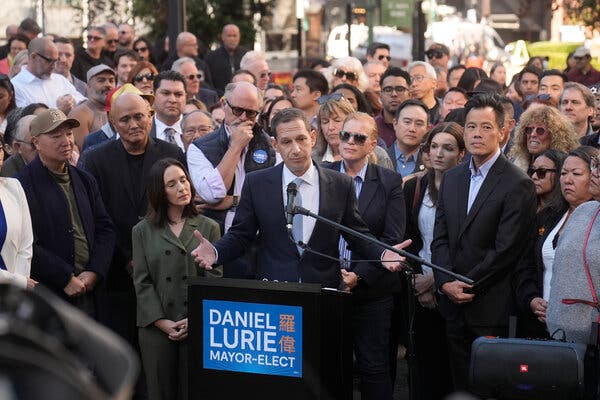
[30,109,80,137]
[87,64,116,83]
[105,83,155,112]
[573,46,591,58]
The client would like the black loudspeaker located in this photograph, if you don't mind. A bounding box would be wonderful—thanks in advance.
[0,283,139,400]
[469,336,588,400]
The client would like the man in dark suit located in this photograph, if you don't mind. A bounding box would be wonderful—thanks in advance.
[323,111,406,400]
[17,109,115,318]
[192,107,410,287]
[204,24,248,96]
[387,99,428,177]
[431,93,537,390]
[82,93,185,348]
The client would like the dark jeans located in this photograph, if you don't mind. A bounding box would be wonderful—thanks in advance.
[353,295,394,400]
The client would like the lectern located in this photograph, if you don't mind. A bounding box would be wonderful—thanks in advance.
[188,278,353,400]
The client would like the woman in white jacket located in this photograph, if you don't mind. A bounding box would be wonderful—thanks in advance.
[0,140,34,288]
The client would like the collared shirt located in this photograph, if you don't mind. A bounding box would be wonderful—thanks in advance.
[187,124,248,232]
[374,112,396,147]
[282,163,319,246]
[394,142,419,176]
[11,69,86,108]
[154,116,184,151]
[321,145,336,162]
[467,149,501,213]
[338,161,367,267]
[567,66,600,87]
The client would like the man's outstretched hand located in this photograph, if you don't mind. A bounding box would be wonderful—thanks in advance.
[191,230,217,269]
[381,239,412,272]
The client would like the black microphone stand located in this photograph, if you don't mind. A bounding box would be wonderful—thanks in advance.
[290,204,472,400]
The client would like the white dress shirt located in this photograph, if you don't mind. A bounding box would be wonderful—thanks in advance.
[541,211,568,301]
[11,69,86,108]
[154,116,184,151]
[467,149,501,213]
[187,124,248,232]
[417,188,436,275]
[281,164,319,245]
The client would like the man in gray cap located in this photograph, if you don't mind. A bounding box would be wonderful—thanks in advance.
[16,109,115,318]
[69,64,116,150]
[567,46,600,87]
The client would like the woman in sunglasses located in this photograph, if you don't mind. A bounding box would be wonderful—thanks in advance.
[517,146,598,340]
[329,57,369,92]
[402,122,464,399]
[132,37,155,64]
[529,149,567,213]
[322,111,405,400]
[127,61,159,95]
[509,105,579,172]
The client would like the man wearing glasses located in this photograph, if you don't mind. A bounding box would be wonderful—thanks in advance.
[425,43,450,73]
[375,67,412,147]
[187,81,276,277]
[171,57,219,108]
[71,26,114,83]
[11,37,85,114]
[407,61,441,125]
[366,42,391,69]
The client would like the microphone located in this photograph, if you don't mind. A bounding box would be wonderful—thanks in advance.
[286,182,298,234]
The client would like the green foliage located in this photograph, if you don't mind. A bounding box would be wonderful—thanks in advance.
[563,0,600,30]
[132,0,275,48]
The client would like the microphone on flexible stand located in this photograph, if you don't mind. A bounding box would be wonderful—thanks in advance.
[285,181,298,235]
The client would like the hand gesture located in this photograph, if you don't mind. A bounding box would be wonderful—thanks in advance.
[441,280,475,304]
[57,94,75,115]
[64,275,86,297]
[381,239,412,271]
[228,120,254,151]
[529,297,548,323]
[191,230,216,269]
[26,277,38,289]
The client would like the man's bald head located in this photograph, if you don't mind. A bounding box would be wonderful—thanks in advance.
[110,93,153,150]
[176,32,198,57]
[28,37,53,54]
[27,38,57,79]
[221,24,241,52]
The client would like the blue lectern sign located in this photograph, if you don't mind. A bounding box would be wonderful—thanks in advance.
[203,299,303,378]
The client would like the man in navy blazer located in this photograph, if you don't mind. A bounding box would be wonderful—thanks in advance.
[192,108,410,288]
[431,94,536,390]
[17,109,115,318]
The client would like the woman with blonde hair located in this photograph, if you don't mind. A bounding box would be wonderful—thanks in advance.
[509,105,579,171]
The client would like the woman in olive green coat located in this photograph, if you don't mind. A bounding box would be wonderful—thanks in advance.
[133,158,220,400]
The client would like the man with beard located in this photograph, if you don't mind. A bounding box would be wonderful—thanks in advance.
[69,64,116,150]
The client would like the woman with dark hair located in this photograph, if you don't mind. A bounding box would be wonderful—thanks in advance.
[331,83,373,115]
[127,61,159,95]
[258,95,295,137]
[456,67,487,93]
[529,149,568,213]
[0,34,29,75]
[0,76,17,136]
[489,62,507,90]
[132,158,221,400]
[564,51,576,74]
[517,146,597,339]
[526,56,545,71]
[403,122,464,400]
[133,37,155,64]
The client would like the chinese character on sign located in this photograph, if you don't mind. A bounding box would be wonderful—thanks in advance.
[279,335,296,353]
[279,314,296,332]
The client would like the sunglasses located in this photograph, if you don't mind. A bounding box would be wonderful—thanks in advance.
[377,54,391,61]
[134,73,155,82]
[134,46,148,52]
[35,52,57,64]
[259,71,272,79]
[524,126,547,136]
[527,167,556,179]
[339,130,369,145]
[317,92,344,105]
[106,39,118,44]
[382,85,408,95]
[426,50,445,59]
[185,73,203,81]
[87,35,103,42]
[333,69,358,81]
[225,99,259,119]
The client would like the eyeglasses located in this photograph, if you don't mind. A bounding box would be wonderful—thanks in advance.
[134,73,155,82]
[317,92,344,105]
[87,35,103,42]
[35,52,58,64]
[591,156,600,177]
[333,69,358,81]
[527,167,557,179]
[377,55,391,61]
[183,126,213,136]
[524,126,547,136]
[382,86,408,95]
[134,46,148,52]
[409,74,427,83]
[185,73,202,81]
[339,130,368,145]
[425,50,445,59]
[259,71,271,79]
[225,99,259,119]
[14,139,33,147]
[106,39,118,45]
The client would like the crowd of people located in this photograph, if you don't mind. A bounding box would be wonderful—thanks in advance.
[0,15,600,400]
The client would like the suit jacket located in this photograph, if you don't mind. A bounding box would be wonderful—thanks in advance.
[386,144,426,177]
[580,132,600,149]
[82,137,185,291]
[133,214,221,327]
[0,154,26,177]
[323,161,405,298]
[431,154,537,326]
[17,157,115,297]
[204,45,249,95]
[214,163,386,289]
[0,178,33,288]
